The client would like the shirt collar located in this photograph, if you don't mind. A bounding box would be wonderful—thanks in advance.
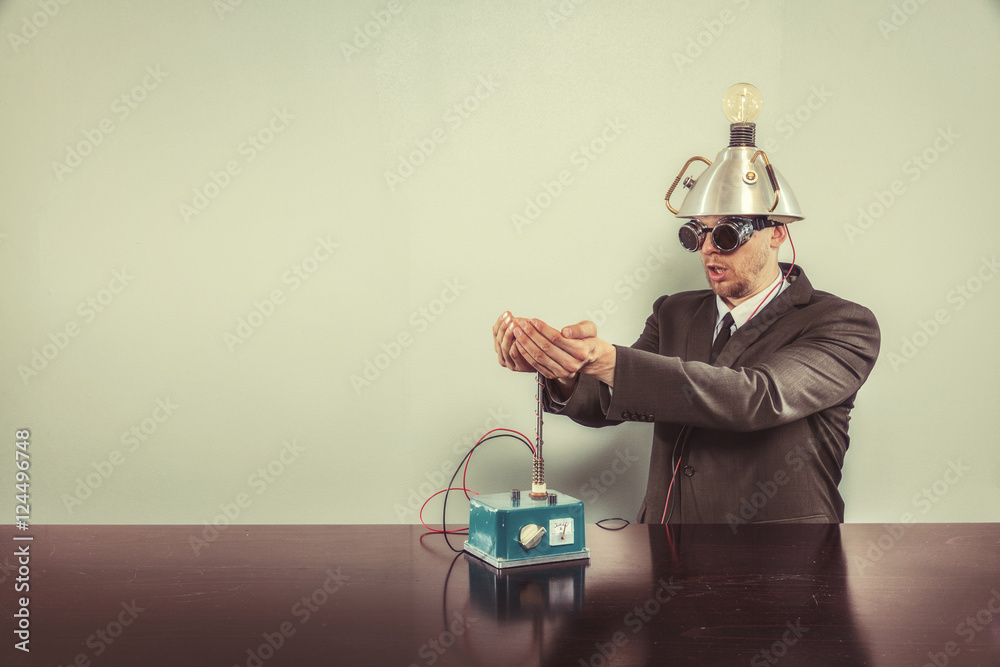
[714,270,788,335]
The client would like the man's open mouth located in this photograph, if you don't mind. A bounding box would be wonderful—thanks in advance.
[707,265,728,280]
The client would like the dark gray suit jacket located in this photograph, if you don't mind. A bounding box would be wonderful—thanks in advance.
[547,265,880,525]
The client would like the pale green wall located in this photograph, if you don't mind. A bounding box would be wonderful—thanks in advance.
[2,0,997,526]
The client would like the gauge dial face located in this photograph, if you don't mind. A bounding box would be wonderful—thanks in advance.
[548,517,574,546]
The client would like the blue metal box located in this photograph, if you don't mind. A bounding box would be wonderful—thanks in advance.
[463,490,589,569]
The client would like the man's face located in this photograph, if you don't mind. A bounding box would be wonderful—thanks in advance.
[695,216,778,305]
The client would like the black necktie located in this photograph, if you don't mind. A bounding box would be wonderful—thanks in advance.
[710,312,735,363]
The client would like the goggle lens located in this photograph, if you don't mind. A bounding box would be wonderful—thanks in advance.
[678,222,705,252]
[677,217,764,253]
[711,223,743,252]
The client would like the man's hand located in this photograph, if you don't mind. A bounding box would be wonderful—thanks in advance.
[510,317,617,388]
[493,311,536,373]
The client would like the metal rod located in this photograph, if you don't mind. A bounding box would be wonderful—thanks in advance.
[535,372,544,459]
[529,372,547,498]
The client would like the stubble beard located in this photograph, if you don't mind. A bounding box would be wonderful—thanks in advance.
[705,236,773,301]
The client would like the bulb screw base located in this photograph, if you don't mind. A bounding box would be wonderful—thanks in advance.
[729,122,756,147]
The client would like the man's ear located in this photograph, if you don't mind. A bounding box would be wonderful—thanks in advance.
[769,224,788,249]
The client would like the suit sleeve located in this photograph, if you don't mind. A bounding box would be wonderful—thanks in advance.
[543,296,666,428]
[606,300,880,432]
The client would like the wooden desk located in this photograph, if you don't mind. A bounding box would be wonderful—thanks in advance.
[2,524,999,666]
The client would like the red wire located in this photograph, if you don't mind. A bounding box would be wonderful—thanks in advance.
[749,225,797,321]
[660,455,684,524]
[419,487,479,533]
[416,428,536,538]
[665,226,797,524]
[462,427,535,500]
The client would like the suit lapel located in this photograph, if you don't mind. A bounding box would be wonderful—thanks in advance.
[686,297,719,363]
[715,265,813,367]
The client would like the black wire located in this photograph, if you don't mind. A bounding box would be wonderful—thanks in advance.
[442,432,534,553]
[664,464,679,524]
[442,432,534,551]
[595,517,630,530]
[664,427,690,525]
[441,550,464,629]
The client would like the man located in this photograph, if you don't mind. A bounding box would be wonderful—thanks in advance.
[492,215,880,526]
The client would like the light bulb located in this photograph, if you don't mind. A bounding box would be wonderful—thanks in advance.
[721,83,763,124]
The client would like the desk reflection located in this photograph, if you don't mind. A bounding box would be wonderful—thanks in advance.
[454,523,870,666]
[4,524,997,666]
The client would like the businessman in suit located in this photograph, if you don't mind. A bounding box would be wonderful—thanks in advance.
[492,216,880,526]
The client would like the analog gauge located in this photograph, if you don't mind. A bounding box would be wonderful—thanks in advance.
[548,517,574,546]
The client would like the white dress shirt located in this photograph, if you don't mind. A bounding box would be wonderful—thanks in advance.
[713,269,789,341]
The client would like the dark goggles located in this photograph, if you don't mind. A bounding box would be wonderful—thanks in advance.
[678,216,780,253]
